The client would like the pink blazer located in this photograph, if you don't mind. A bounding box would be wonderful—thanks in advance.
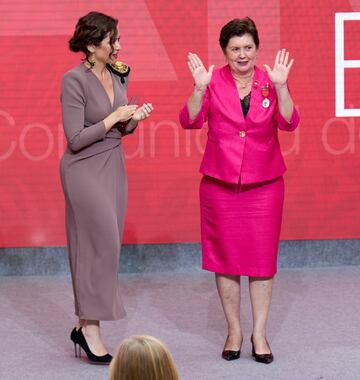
[179,65,300,184]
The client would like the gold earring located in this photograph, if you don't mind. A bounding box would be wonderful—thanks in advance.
[86,55,96,67]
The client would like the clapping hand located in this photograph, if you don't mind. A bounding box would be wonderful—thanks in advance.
[187,53,214,91]
[264,49,294,86]
[131,103,154,122]
[114,105,139,122]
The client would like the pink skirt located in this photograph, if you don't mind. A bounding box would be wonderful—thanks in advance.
[200,176,284,277]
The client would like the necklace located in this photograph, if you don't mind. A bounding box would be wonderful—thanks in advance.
[236,80,251,89]
[232,70,254,89]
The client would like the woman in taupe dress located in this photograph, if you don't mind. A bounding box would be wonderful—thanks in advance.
[60,11,153,364]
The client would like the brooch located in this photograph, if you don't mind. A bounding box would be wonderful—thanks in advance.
[107,61,131,83]
[261,82,270,108]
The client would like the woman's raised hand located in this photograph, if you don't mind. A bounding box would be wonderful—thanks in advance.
[131,103,154,122]
[264,49,294,86]
[187,53,214,91]
[114,105,138,122]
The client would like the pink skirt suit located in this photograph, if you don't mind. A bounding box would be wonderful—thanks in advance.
[179,65,300,277]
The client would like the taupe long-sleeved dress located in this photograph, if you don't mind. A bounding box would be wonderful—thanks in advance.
[60,63,131,320]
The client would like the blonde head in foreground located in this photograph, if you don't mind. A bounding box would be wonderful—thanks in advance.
[109,335,179,380]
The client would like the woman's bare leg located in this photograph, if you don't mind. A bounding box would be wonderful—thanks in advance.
[75,319,85,330]
[82,320,108,356]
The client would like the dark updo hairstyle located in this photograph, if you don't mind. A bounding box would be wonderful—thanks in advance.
[69,11,118,58]
[219,17,259,52]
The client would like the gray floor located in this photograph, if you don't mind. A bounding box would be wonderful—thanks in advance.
[0,267,359,380]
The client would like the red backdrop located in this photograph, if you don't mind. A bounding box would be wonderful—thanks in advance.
[1,0,360,247]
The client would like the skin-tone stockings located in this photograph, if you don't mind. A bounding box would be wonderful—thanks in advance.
[216,274,273,354]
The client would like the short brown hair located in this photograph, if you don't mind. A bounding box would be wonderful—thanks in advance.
[219,17,259,51]
[109,335,179,380]
[69,11,118,58]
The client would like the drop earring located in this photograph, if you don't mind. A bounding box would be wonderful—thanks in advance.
[86,55,96,67]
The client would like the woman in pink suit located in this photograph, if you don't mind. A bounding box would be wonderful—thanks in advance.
[179,18,299,364]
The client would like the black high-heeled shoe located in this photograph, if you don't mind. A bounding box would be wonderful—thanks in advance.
[251,335,274,364]
[221,335,242,361]
[70,327,113,365]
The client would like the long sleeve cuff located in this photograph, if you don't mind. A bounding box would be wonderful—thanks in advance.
[276,106,300,131]
[179,104,204,129]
